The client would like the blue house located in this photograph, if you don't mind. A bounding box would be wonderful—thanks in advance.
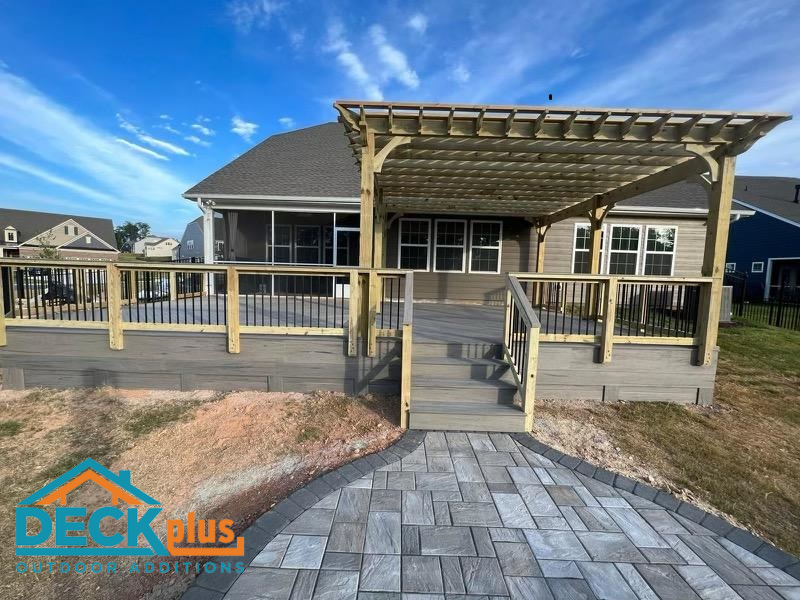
[727,176,800,300]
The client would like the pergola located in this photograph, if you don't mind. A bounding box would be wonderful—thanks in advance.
[334,99,790,365]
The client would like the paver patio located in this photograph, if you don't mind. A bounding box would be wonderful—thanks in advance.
[188,432,800,600]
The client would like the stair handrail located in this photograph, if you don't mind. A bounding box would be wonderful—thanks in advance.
[400,272,414,429]
[503,274,541,432]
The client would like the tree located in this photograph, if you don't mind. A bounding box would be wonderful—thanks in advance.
[114,221,151,252]
[36,230,61,260]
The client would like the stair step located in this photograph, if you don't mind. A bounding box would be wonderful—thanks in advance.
[412,356,510,380]
[409,401,526,432]
[413,342,503,360]
[412,377,518,402]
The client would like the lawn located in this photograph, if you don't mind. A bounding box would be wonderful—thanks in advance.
[0,388,400,600]
[535,318,800,556]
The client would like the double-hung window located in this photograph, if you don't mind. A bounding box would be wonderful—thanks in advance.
[469,221,502,273]
[607,225,641,275]
[433,219,467,272]
[572,224,604,273]
[398,219,430,270]
[295,225,321,264]
[643,226,677,276]
[272,224,292,263]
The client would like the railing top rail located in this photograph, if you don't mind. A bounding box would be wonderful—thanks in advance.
[506,274,540,329]
[403,272,414,325]
[509,271,711,285]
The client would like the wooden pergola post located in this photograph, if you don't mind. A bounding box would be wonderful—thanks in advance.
[588,205,607,275]
[697,154,736,366]
[359,130,376,268]
[533,225,549,305]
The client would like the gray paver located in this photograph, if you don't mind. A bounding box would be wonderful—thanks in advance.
[212,432,797,600]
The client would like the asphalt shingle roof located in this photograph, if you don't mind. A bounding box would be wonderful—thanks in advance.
[184,122,360,198]
[0,207,117,248]
[732,175,800,225]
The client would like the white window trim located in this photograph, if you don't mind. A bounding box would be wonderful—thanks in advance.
[4,228,17,243]
[725,262,736,272]
[397,218,431,272]
[433,219,467,273]
[751,261,764,273]
[643,225,678,277]
[468,220,503,274]
[571,223,606,274]
[606,224,642,275]
[186,239,195,250]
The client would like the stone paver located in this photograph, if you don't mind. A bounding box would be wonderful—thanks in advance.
[192,432,800,600]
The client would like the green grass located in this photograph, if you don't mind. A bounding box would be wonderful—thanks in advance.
[0,420,23,437]
[123,402,201,437]
[718,318,800,380]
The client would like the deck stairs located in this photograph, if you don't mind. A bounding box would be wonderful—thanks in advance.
[408,340,527,432]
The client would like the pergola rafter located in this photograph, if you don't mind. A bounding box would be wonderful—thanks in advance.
[333,99,790,366]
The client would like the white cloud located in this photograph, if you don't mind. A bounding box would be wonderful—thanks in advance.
[0,67,188,219]
[289,29,305,49]
[231,115,259,141]
[158,123,182,135]
[227,0,284,33]
[325,21,383,101]
[451,63,471,84]
[159,113,172,120]
[185,135,211,147]
[115,138,169,161]
[369,25,420,89]
[191,122,215,136]
[407,13,428,34]
[278,116,295,129]
[116,113,190,156]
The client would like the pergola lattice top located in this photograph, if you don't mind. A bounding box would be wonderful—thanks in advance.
[334,100,789,222]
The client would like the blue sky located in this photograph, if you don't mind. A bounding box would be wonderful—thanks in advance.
[0,0,798,237]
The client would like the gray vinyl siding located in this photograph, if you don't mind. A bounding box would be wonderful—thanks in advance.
[545,215,706,277]
[386,215,536,304]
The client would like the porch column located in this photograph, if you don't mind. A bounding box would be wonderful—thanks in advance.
[588,206,606,274]
[359,130,376,267]
[373,198,386,268]
[200,199,215,294]
[697,154,736,366]
[535,225,549,273]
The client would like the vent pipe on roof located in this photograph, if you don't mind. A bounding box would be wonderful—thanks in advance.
[794,184,800,203]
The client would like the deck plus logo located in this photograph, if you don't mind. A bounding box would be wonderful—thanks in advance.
[15,458,244,558]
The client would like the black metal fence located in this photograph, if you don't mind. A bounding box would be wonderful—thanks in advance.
[615,282,701,338]
[726,271,800,331]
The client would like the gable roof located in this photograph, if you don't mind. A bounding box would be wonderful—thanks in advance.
[732,175,800,226]
[18,457,159,506]
[184,122,360,199]
[0,208,117,249]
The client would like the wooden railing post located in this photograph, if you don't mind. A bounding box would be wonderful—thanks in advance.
[130,270,138,304]
[600,277,618,363]
[400,272,414,430]
[169,271,177,301]
[106,263,124,350]
[503,286,512,344]
[367,271,380,357]
[523,321,539,432]
[347,270,360,357]
[226,266,240,354]
[0,266,7,347]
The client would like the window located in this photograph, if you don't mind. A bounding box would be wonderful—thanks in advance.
[643,226,676,276]
[433,220,466,272]
[572,224,605,274]
[751,261,764,273]
[295,225,321,264]
[74,226,79,235]
[469,221,502,273]
[273,225,292,263]
[4,228,17,243]
[214,240,224,252]
[323,227,333,265]
[398,219,430,270]
[187,239,194,250]
[725,262,736,272]
[85,236,92,244]
[607,225,641,275]
[64,225,69,234]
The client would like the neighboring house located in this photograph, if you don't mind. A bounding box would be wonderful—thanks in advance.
[183,122,752,302]
[0,207,118,260]
[726,175,800,299]
[173,215,225,261]
[133,235,179,258]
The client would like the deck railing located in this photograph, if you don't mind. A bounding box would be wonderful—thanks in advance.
[503,274,540,431]
[0,259,410,356]
[512,273,711,362]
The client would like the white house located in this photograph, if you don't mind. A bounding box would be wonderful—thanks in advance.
[133,235,179,258]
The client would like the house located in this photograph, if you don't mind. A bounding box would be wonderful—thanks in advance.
[726,175,800,299]
[133,235,179,258]
[183,122,752,302]
[0,208,118,260]
[173,214,225,261]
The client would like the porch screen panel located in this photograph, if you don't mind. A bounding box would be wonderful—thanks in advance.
[643,226,676,276]
[295,225,321,264]
[399,219,430,270]
[470,221,502,273]
[608,225,640,275]
[273,224,292,263]
[434,220,466,272]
